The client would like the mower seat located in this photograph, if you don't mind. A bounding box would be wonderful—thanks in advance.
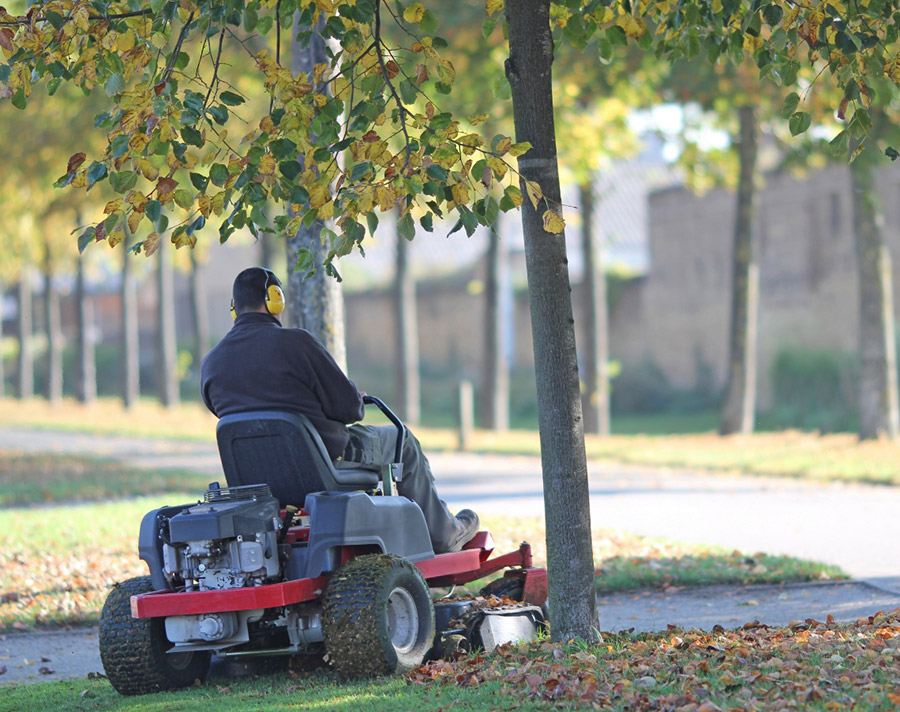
[215,410,380,507]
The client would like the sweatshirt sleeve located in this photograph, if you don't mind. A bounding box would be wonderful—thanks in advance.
[301,331,365,424]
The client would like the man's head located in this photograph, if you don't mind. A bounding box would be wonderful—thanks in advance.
[231,267,285,317]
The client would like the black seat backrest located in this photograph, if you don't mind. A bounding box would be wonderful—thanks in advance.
[216,411,379,507]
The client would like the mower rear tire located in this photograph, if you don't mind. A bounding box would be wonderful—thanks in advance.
[322,554,434,678]
[99,576,211,695]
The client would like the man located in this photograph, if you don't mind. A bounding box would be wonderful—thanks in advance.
[201,266,479,554]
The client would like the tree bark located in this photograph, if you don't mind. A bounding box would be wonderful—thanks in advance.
[156,245,179,407]
[121,239,140,408]
[395,224,420,425]
[580,181,610,436]
[42,245,62,404]
[75,254,96,404]
[286,19,346,367]
[189,250,210,370]
[481,217,510,430]
[16,271,33,399]
[0,282,4,397]
[720,105,760,435]
[505,0,598,642]
[851,146,899,439]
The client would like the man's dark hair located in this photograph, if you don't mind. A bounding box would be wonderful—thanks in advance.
[232,267,281,314]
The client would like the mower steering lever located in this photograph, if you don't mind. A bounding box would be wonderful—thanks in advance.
[362,395,406,492]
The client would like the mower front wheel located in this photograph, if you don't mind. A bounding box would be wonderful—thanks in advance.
[322,554,434,678]
[99,576,211,695]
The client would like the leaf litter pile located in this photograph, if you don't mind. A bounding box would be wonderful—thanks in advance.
[410,610,900,711]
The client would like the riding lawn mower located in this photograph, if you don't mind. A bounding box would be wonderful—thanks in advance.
[99,397,548,695]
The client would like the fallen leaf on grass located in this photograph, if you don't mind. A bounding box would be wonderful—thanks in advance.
[0,666,6,675]
[38,666,53,674]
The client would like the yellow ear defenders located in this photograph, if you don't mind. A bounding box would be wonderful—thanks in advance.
[263,269,285,315]
[231,268,285,319]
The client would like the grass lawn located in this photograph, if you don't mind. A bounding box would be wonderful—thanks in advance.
[4,610,900,711]
[3,398,900,486]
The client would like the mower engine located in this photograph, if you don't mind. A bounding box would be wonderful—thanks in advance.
[162,484,283,592]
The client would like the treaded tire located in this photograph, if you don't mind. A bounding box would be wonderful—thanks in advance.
[322,554,435,678]
[99,576,211,695]
[479,576,525,601]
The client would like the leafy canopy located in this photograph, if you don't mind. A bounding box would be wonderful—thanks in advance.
[1,0,898,264]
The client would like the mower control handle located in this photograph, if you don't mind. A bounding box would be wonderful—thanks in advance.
[362,395,406,489]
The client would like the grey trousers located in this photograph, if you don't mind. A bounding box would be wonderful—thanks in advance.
[335,424,463,553]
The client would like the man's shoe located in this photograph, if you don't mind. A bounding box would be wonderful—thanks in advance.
[445,509,480,553]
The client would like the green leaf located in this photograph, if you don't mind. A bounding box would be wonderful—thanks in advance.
[350,162,372,181]
[399,79,417,105]
[279,160,302,180]
[209,163,228,186]
[781,92,800,119]
[482,18,497,38]
[830,130,850,157]
[181,126,203,147]
[109,171,138,193]
[425,164,448,181]
[886,146,900,162]
[174,189,193,209]
[11,87,26,110]
[78,227,96,253]
[788,111,811,137]
[295,248,316,275]
[174,51,190,70]
[397,213,415,240]
[145,200,162,222]
[420,8,439,34]
[270,138,297,160]
[86,162,109,188]
[104,73,125,97]
[190,172,209,191]
[419,212,433,232]
[219,91,246,106]
[365,211,379,236]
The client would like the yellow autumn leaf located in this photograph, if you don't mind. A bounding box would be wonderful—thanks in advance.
[508,141,532,157]
[285,215,304,236]
[468,113,490,126]
[486,0,503,15]
[143,232,161,256]
[542,209,565,234]
[314,0,334,11]
[437,60,456,85]
[137,159,158,181]
[259,154,277,175]
[309,182,331,208]
[107,227,125,248]
[505,185,524,207]
[403,2,425,23]
[525,179,543,209]
[172,231,196,249]
[317,200,335,220]
[198,194,212,218]
[743,34,764,52]
[488,156,509,179]
[495,137,512,156]
[127,209,143,235]
[117,30,135,53]
[210,192,226,216]
[73,6,89,32]
[104,199,123,215]
[451,182,470,206]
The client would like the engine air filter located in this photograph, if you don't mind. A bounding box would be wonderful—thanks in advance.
[204,483,273,503]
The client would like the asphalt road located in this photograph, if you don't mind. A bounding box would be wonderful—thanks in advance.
[1,427,898,578]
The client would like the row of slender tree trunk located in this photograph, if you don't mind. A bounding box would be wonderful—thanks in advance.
[4,241,209,408]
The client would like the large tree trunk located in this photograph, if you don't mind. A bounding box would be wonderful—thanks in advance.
[16,272,33,399]
[156,246,179,407]
[0,282,4,397]
[580,181,610,436]
[189,250,210,370]
[395,225,420,425]
[75,254,96,404]
[505,0,598,642]
[720,105,760,435]
[481,217,510,430]
[42,246,62,404]
[286,21,346,367]
[121,239,140,407]
[851,146,899,439]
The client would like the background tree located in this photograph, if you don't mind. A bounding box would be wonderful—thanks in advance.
[394,217,420,424]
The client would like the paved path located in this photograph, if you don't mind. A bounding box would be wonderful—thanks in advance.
[1,427,899,578]
[2,426,900,684]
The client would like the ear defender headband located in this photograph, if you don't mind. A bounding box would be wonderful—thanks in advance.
[231,268,285,319]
